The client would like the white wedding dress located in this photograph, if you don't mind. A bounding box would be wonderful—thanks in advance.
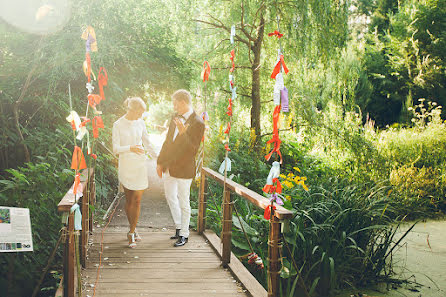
[112,116,156,190]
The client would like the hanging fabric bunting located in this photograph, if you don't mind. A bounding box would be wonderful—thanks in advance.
[263,178,282,194]
[201,111,209,121]
[266,161,280,185]
[247,252,264,269]
[224,143,231,151]
[281,87,289,112]
[229,49,235,72]
[218,157,232,175]
[224,122,231,134]
[71,146,87,170]
[271,54,289,79]
[264,205,276,220]
[98,67,108,100]
[88,94,104,114]
[81,26,98,52]
[73,173,81,195]
[66,111,81,131]
[264,105,283,163]
[270,193,284,205]
[70,203,83,230]
[201,61,211,82]
[80,117,90,128]
[274,72,285,105]
[268,30,284,38]
[226,98,233,116]
[84,52,92,82]
[92,116,104,139]
[230,25,236,44]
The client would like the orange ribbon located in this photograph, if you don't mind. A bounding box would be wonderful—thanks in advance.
[268,30,284,38]
[80,117,90,128]
[226,98,233,116]
[71,146,87,170]
[262,178,283,194]
[264,205,276,220]
[98,67,108,100]
[265,105,283,163]
[92,116,104,139]
[230,49,235,72]
[201,61,211,82]
[224,122,231,134]
[225,144,231,151]
[271,55,289,79]
[73,173,81,195]
[88,94,103,109]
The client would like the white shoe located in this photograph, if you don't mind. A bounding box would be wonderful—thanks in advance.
[127,232,136,248]
[134,229,142,242]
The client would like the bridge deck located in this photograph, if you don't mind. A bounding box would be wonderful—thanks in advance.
[81,158,249,296]
[82,230,248,297]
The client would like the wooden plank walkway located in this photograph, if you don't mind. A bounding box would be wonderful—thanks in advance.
[82,230,248,296]
[81,158,249,296]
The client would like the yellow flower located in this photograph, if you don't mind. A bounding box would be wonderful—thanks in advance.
[293,176,301,183]
[286,195,291,201]
[287,172,294,177]
[279,174,287,179]
[293,166,301,172]
[283,181,294,188]
[297,179,309,191]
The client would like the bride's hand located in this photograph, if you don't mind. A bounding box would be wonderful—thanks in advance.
[130,145,144,155]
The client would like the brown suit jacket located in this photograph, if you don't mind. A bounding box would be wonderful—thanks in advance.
[157,112,205,179]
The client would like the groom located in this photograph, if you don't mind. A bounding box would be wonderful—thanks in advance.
[156,89,205,247]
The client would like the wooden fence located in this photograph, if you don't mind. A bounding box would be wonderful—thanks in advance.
[197,167,293,297]
[56,169,95,297]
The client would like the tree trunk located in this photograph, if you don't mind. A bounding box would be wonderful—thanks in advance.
[250,12,265,137]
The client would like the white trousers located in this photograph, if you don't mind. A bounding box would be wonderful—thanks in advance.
[163,173,193,238]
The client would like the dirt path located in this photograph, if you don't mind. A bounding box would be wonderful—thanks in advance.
[337,220,446,297]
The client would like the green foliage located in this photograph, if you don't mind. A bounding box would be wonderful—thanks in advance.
[0,162,72,296]
[361,0,446,126]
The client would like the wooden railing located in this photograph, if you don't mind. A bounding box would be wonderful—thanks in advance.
[56,169,95,297]
[197,167,293,297]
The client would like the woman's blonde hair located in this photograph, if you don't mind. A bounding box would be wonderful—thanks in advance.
[124,97,147,111]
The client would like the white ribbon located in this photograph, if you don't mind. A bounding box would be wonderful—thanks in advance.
[266,161,281,185]
[218,157,232,175]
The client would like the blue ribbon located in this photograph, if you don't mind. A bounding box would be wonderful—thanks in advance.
[70,204,82,231]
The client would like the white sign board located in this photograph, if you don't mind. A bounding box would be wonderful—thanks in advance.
[0,207,33,252]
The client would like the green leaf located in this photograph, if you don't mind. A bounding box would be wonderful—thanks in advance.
[0,180,16,191]
[309,277,320,296]
[232,214,258,236]
[231,237,251,251]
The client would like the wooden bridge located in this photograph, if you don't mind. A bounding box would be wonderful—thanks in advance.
[56,159,293,297]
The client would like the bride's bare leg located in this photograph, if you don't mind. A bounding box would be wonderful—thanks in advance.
[124,188,143,235]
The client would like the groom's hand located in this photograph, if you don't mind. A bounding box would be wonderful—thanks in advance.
[174,117,190,135]
[156,165,163,178]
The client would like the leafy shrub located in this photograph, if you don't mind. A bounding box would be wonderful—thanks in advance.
[390,165,446,216]
[0,162,72,296]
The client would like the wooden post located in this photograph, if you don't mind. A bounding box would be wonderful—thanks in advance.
[221,189,232,267]
[81,187,88,267]
[64,212,75,297]
[89,178,95,234]
[197,170,207,234]
[268,214,280,297]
